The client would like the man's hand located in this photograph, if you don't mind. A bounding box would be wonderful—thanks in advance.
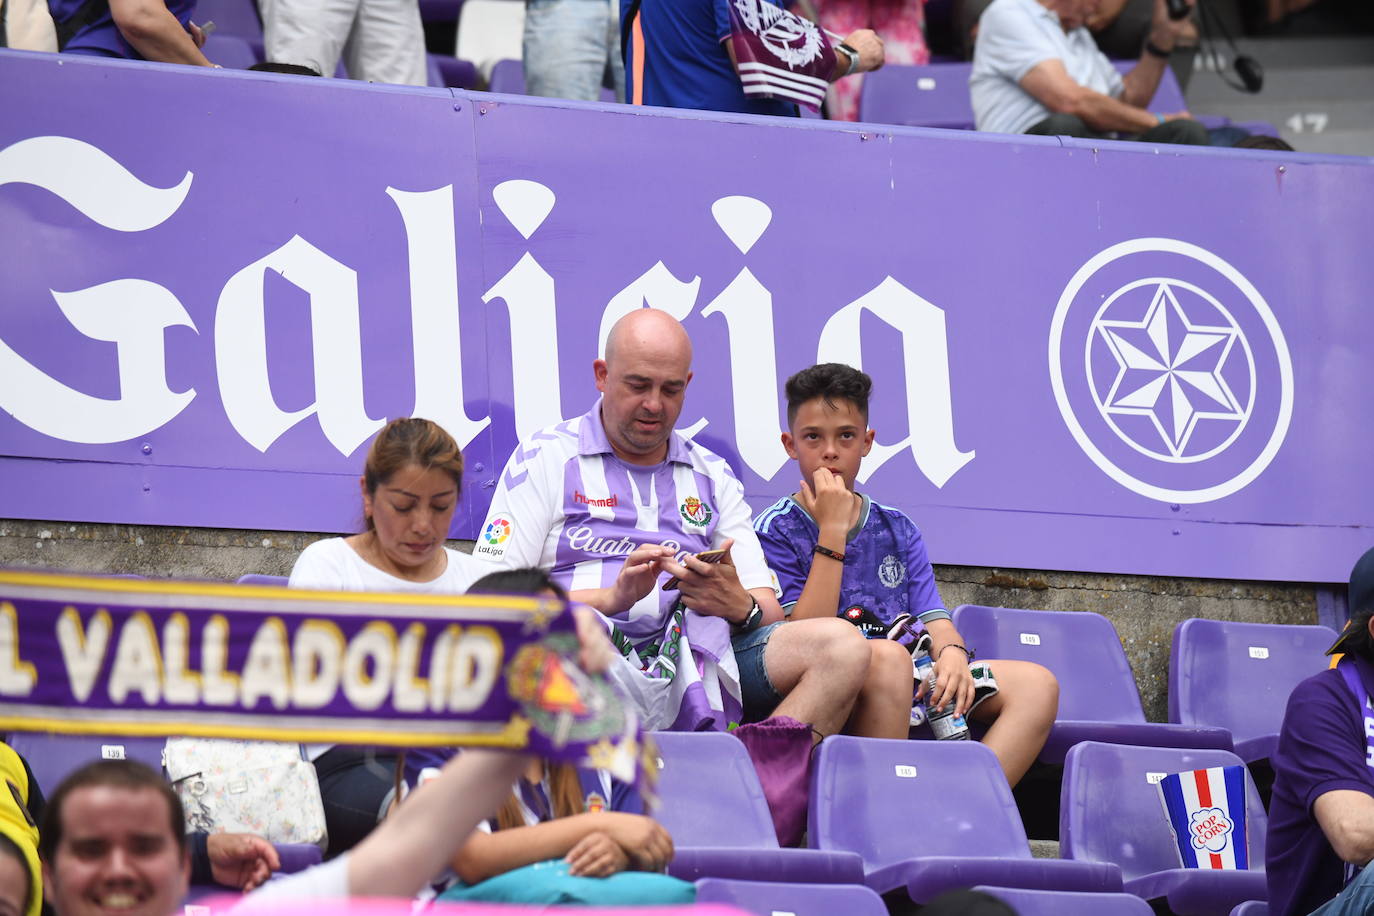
[839,28,884,74]
[602,813,674,872]
[916,645,976,718]
[565,830,630,877]
[607,544,673,614]
[1160,109,1194,121]
[796,469,857,536]
[1149,0,1197,49]
[207,832,280,891]
[659,540,750,624]
[573,606,617,675]
[187,21,206,47]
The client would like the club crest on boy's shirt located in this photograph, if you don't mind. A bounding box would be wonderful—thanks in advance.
[878,555,906,589]
[679,496,713,528]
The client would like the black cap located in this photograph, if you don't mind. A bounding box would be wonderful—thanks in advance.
[1327,546,1374,656]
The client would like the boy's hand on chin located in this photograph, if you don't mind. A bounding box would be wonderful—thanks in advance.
[799,468,857,533]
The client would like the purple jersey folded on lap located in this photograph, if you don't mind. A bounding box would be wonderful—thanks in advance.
[753,493,948,631]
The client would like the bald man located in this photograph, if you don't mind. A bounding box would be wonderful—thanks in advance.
[475,309,875,737]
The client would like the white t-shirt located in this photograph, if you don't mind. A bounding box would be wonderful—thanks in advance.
[288,537,484,760]
[237,854,351,905]
[970,0,1125,134]
[288,537,484,594]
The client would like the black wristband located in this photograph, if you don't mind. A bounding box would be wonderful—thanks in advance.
[1144,40,1173,59]
[939,643,975,661]
[814,544,846,563]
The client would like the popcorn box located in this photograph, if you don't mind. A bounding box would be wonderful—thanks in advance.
[1155,765,1250,869]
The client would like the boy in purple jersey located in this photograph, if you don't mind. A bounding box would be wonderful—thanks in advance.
[751,363,1059,786]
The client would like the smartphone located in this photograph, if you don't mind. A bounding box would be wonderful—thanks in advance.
[661,547,728,591]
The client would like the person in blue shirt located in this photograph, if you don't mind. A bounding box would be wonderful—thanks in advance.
[49,0,213,65]
[621,0,884,116]
[751,362,1058,787]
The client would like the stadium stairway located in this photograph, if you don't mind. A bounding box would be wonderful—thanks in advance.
[1184,35,1374,154]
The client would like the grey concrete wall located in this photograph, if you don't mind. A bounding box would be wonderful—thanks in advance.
[0,518,1320,724]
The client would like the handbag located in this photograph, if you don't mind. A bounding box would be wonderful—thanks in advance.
[164,738,328,848]
[732,715,816,847]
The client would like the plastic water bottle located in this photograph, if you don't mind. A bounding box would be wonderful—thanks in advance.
[913,652,970,741]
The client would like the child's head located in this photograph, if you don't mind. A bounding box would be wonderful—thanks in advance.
[782,363,876,492]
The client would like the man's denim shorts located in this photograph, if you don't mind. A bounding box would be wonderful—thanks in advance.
[732,620,786,722]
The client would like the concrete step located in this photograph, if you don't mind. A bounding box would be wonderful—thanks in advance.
[1188,95,1374,141]
[1194,36,1374,70]
[1187,65,1374,104]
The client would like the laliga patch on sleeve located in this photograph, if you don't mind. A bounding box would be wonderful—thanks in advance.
[473,515,514,561]
[1156,765,1250,869]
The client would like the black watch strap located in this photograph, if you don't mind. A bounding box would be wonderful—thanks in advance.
[838,42,860,76]
[732,596,763,633]
[1144,40,1173,59]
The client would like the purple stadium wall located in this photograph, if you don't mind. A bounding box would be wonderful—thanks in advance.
[1,49,1371,583]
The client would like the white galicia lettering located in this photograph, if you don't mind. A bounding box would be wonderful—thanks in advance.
[563,526,689,564]
[0,138,973,490]
[32,608,505,715]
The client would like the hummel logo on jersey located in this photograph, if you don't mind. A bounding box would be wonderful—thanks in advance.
[573,490,619,508]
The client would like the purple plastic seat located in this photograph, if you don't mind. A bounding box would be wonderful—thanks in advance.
[1061,741,1267,915]
[487,58,526,95]
[1170,619,1337,762]
[5,733,165,795]
[428,54,478,89]
[809,736,1121,902]
[419,0,463,24]
[650,731,863,884]
[694,878,886,915]
[857,60,1188,132]
[973,885,1155,915]
[483,57,616,101]
[236,573,289,587]
[857,63,976,129]
[185,843,324,902]
[203,33,261,70]
[193,0,263,42]
[952,606,1233,764]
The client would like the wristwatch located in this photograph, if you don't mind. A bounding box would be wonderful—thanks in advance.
[732,595,764,633]
[838,42,861,77]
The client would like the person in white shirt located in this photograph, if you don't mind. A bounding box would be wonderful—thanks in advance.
[970,0,1207,143]
[287,416,484,857]
[36,752,535,913]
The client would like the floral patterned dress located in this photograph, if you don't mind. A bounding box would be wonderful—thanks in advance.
[817,0,930,121]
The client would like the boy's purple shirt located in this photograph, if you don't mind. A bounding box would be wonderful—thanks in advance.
[752,493,946,631]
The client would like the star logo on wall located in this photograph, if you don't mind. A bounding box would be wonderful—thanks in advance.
[1092,282,1246,459]
[1049,238,1293,504]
